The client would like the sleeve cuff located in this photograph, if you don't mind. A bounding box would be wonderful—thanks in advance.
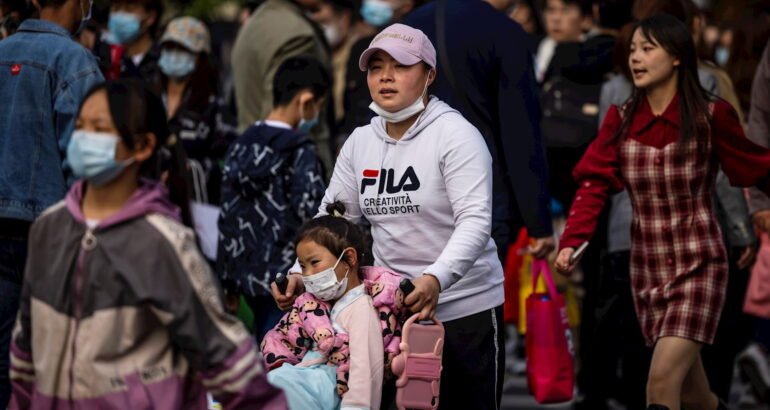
[425,261,458,291]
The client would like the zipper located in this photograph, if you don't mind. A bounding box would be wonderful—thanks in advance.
[68,227,97,404]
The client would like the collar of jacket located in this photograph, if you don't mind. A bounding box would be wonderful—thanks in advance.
[65,178,181,230]
[17,19,72,38]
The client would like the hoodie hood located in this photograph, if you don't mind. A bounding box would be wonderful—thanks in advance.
[369,96,459,143]
[225,124,311,198]
[66,178,181,229]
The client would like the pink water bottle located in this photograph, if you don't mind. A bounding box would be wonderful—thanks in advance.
[391,280,444,409]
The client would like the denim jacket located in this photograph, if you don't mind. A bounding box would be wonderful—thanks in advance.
[0,20,104,222]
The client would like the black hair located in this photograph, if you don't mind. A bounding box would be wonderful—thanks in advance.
[33,0,66,7]
[159,48,220,115]
[594,0,632,30]
[79,79,194,226]
[513,0,545,37]
[2,0,34,19]
[272,55,331,108]
[545,0,592,16]
[610,14,712,154]
[295,202,369,280]
[110,0,165,37]
[325,0,359,19]
[632,0,691,29]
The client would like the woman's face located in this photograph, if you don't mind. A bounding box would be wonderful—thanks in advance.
[75,90,134,162]
[366,50,434,113]
[296,240,351,282]
[628,28,679,89]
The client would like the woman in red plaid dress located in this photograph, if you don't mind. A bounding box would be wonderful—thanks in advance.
[555,15,770,410]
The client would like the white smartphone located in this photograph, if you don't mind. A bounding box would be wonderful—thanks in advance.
[569,242,589,265]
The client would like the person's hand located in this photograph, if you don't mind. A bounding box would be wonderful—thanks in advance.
[753,210,770,234]
[404,274,441,321]
[527,236,556,259]
[271,273,304,311]
[737,245,757,270]
[555,247,579,275]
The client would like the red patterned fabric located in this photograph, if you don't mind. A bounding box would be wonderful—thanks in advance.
[560,94,770,346]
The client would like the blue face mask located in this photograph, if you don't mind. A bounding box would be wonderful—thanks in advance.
[361,0,394,27]
[76,0,93,35]
[298,101,320,133]
[159,49,197,79]
[715,46,729,67]
[108,12,142,45]
[67,130,135,187]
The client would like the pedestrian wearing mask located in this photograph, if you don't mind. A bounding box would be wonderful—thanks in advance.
[218,56,328,343]
[156,16,237,203]
[555,15,770,410]
[106,0,164,81]
[309,0,374,129]
[0,0,103,407]
[274,24,505,410]
[9,79,287,409]
[231,0,334,176]
[338,0,419,140]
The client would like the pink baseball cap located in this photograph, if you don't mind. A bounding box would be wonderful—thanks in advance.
[358,23,437,71]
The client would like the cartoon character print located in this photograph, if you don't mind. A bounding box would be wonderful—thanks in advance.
[301,299,327,318]
[281,339,303,357]
[313,327,334,348]
[368,281,386,299]
[296,327,313,349]
[336,376,349,396]
[288,306,302,324]
[328,350,348,366]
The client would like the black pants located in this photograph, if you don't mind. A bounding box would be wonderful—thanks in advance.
[585,251,651,410]
[702,249,756,400]
[438,305,505,410]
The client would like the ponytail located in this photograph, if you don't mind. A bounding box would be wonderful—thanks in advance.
[296,201,371,277]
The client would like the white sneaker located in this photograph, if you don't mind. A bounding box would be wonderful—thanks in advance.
[737,344,770,404]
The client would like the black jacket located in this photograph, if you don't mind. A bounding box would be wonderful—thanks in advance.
[404,0,553,242]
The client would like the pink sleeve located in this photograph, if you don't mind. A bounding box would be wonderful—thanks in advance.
[338,296,384,410]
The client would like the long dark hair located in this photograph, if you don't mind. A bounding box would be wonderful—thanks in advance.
[80,79,194,227]
[611,14,712,153]
[160,51,220,115]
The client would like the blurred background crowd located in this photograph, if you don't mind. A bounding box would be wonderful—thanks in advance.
[3,0,770,409]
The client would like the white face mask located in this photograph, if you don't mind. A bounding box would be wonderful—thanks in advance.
[369,76,431,123]
[301,250,350,301]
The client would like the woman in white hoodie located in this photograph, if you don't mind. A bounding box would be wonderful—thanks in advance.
[273,23,505,409]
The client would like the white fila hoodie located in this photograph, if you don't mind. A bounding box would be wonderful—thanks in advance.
[319,97,504,322]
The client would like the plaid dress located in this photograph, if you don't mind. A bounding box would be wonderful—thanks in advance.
[560,95,770,346]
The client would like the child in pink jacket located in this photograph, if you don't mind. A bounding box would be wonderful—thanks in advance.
[263,202,405,410]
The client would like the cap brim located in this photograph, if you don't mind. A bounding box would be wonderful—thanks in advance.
[358,46,422,71]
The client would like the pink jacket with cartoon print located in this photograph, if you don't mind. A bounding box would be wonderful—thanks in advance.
[261,266,409,393]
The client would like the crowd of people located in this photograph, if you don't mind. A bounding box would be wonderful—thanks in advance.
[2,0,770,409]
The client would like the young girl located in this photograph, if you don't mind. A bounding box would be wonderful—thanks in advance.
[8,79,285,409]
[266,202,385,410]
[555,15,770,410]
